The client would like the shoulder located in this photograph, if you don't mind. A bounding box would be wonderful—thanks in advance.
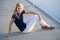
[11,13,16,19]
[21,10,26,14]
[22,10,32,14]
[22,10,25,13]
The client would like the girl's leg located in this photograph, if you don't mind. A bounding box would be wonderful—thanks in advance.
[22,15,39,33]
[22,15,55,33]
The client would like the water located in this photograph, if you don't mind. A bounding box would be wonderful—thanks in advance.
[0,0,60,23]
[28,0,60,23]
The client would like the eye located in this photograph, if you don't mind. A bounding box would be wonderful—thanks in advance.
[18,7,20,9]
[18,7,22,10]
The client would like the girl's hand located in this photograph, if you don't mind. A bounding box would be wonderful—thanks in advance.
[6,33,10,37]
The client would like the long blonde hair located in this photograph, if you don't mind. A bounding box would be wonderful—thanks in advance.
[14,3,24,13]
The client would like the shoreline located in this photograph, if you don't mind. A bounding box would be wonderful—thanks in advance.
[26,0,60,26]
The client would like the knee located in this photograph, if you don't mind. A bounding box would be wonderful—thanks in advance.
[34,15,39,19]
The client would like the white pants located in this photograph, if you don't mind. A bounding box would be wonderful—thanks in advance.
[22,15,47,33]
[22,15,39,33]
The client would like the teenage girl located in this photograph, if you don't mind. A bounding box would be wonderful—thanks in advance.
[7,3,55,37]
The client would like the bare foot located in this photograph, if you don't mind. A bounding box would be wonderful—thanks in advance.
[41,25,55,29]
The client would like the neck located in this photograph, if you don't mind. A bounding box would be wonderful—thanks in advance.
[17,10,23,15]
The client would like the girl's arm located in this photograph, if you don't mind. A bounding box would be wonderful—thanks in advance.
[7,18,15,37]
[25,10,43,21]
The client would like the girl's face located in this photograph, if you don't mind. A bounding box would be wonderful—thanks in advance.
[17,5,23,13]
